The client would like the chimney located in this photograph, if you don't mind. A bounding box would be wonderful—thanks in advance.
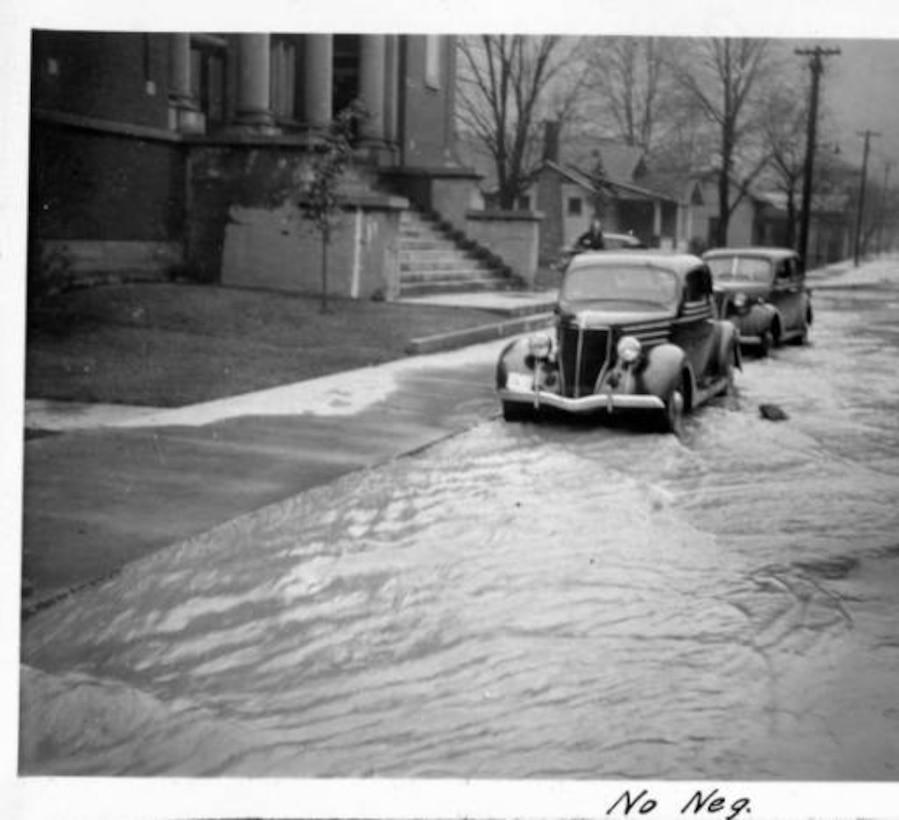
[542,120,560,163]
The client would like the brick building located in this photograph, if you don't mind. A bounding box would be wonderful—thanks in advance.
[30,32,536,299]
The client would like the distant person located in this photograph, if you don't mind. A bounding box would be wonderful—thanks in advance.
[576,217,605,251]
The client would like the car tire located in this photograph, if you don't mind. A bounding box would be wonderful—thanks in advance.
[502,401,533,423]
[661,378,686,436]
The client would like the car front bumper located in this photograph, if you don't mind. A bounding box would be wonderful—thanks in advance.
[498,386,665,414]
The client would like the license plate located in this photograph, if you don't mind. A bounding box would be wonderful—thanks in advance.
[507,373,533,392]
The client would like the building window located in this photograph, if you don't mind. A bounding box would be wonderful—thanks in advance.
[333,34,361,114]
[517,195,531,211]
[190,35,227,130]
[567,197,582,216]
[271,38,296,120]
[425,35,441,89]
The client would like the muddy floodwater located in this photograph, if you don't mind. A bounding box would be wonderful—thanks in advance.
[19,284,899,779]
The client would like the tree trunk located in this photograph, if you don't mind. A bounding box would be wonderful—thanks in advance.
[785,186,797,248]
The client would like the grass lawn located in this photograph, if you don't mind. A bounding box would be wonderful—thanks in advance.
[25,282,507,407]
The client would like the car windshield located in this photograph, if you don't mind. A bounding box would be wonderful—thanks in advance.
[561,264,679,306]
[707,256,774,283]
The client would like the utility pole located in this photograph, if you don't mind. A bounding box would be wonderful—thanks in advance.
[795,46,840,269]
[853,129,880,266]
[878,161,892,254]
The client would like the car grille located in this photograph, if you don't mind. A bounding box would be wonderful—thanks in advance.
[558,322,611,397]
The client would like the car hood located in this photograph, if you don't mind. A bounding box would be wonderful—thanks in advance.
[558,304,673,328]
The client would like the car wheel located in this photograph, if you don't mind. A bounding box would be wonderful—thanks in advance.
[502,401,533,423]
[661,378,686,436]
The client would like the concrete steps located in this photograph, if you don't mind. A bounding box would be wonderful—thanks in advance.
[397,210,521,297]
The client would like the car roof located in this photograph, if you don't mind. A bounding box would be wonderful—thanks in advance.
[567,251,705,280]
[703,247,797,260]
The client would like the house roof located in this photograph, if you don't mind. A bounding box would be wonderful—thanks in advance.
[758,190,851,215]
[543,160,679,204]
[561,135,646,182]
[454,130,682,205]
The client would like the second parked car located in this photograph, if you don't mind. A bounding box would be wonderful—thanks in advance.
[703,247,813,354]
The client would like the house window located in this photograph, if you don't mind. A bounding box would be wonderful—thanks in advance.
[425,35,441,89]
[568,197,583,216]
[517,195,531,211]
[190,35,227,130]
[271,38,296,120]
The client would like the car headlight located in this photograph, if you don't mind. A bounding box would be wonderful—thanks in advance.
[528,333,553,359]
[733,292,749,311]
[616,335,642,365]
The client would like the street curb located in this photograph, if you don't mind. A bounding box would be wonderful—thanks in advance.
[406,311,554,355]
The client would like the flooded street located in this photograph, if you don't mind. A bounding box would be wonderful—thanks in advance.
[19,278,899,780]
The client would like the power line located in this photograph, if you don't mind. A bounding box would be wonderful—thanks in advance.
[795,46,840,268]
[854,129,880,266]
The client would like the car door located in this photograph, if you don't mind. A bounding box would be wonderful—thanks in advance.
[671,266,717,383]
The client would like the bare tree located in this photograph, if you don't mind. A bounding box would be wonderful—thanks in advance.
[581,36,673,151]
[666,38,775,246]
[456,35,587,209]
[759,84,808,248]
[299,100,367,313]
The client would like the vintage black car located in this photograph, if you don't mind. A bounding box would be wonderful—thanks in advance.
[496,252,741,433]
[703,247,813,354]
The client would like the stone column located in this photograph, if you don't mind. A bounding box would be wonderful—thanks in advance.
[168,34,192,105]
[359,34,385,142]
[303,34,333,130]
[383,35,398,145]
[234,33,275,130]
[168,34,202,131]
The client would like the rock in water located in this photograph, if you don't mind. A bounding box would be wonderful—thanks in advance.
[759,403,789,421]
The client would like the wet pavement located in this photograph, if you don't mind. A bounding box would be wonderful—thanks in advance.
[21,343,512,607]
[18,258,899,780]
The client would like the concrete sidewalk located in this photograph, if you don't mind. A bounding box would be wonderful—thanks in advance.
[22,335,521,614]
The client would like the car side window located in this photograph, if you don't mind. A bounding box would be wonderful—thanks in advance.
[775,260,791,281]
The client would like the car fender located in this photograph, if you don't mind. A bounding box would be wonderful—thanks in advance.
[717,319,742,371]
[752,301,778,327]
[802,291,814,326]
[738,302,778,338]
[764,304,786,339]
[496,337,533,388]
[642,343,693,404]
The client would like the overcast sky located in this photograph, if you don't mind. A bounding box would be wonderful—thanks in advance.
[817,38,899,174]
